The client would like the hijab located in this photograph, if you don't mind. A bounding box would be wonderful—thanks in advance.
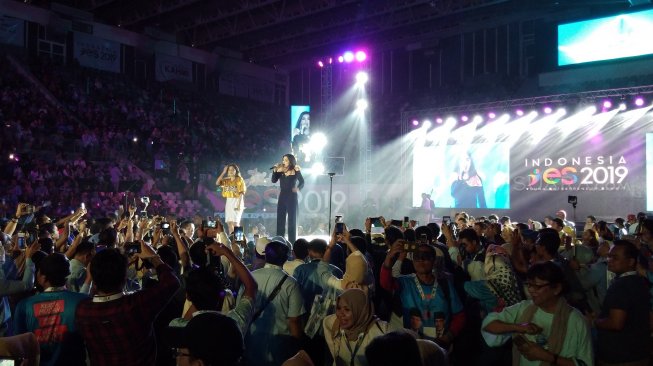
[332,289,375,342]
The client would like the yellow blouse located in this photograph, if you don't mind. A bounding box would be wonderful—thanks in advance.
[221,176,246,198]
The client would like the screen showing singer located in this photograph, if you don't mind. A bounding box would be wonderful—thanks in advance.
[290,105,310,164]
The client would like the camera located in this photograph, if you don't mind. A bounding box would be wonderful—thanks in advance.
[140,197,150,204]
[403,240,418,253]
[124,242,141,256]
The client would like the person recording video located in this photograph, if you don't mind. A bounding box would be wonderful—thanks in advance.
[271,154,304,244]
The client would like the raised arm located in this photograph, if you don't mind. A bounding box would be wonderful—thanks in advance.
[207,242,257,299]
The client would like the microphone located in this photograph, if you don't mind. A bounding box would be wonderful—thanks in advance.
[269,166,276,170]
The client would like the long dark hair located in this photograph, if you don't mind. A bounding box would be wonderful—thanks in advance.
[226,163,241,178]
[294,111,310,130]
[283,154,297,170]
[459,151,479,178]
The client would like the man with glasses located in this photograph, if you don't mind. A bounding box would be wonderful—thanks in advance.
[380,242,465,349]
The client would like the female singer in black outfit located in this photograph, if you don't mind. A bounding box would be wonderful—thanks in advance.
[272,153,304,244]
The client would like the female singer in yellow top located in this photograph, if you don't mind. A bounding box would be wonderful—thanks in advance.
[216,164,246,234]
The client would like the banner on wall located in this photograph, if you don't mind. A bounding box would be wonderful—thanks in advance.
[73,32,120,73]
[155,54,193,82]
[0,15,24,46]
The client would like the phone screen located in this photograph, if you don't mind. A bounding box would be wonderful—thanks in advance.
[335,222,344,234]
[17,235,25,249]
[442,216,451,225]
[371,217,384,234]
[234,226,244,242]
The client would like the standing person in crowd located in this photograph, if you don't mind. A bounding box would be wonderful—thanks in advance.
[216,164,246,235]
[380,242,465,349]
[241,240,305,366]
[14,253,87,365]
[323,288,394,366]
[75,242,180,365]
[593,240,651,366]
[482,261,593,366]
[272,154,304,245]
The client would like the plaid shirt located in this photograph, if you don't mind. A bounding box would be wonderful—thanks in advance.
[75,263,180,366]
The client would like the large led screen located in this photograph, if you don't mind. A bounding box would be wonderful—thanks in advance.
[558,8,653,66]
[413,143,510,209]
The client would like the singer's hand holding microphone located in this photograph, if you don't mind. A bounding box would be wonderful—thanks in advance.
[270,163,284,172]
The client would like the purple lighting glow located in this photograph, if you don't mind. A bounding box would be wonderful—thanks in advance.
[516,109,524,116]
[412,120,419,126]
[635,97,645,107]
[488,112,497,119]
[337,56,344,63]
[602,100,612,109]
[343,51,354,63]
[544,106,553,114]
[355,51,367,62]
[317,61,324,68]
[461,115,469,122]
[436,118,443,124]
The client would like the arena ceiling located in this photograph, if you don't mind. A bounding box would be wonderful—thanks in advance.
[29,0,634,67]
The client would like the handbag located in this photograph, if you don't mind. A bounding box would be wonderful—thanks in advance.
[304,286,339,338]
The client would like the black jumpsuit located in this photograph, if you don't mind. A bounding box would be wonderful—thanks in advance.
[272,170,304,244]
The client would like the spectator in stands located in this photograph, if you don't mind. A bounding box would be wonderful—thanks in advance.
[240,240,305,366]
[594,240,651,366]
[14,253,87,365]
[75,243,180,365]
[482,261,593,366]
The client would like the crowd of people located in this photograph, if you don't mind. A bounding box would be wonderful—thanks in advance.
[0,198,651,366]
[1,53,288,219]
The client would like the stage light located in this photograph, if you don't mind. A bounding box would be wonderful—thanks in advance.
[461,115,469,122]
[473,115,484,123]
[543,106,553,114]
[311,133,328,153]
[328,57,333,64]
[412,120,419,126]
[619,103,627,111]
[436,118,443,124]
[343,51,354,63]
[132,137,138,142]
[635,97,645,106]
[355,71,369,85]
[317,61,324,68]
[422,120,432,129]
[355,51,367,62]
[488,112,497,119]
[602,100,612,109]
[311,162,325,175]
[356,99,368,111]
[9,153,14,160]
[516,109,524,116]
[338,56,344,63]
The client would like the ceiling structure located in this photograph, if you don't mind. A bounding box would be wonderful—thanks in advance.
[29,0,633,68]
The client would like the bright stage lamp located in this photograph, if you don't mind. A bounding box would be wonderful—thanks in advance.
[356,99,368,111]
[343,51,354,63]
[311,162,325,175]
[310,133,328,153]
[355,51,367,62]
[422,120,432,129]
[355,71,369,85]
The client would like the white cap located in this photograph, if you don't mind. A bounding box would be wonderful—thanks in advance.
[255,237,271,256]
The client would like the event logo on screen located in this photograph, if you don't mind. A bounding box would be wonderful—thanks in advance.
[524,155,628,191]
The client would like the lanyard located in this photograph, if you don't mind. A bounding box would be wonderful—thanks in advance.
[342,331,366,366]
[414,276,438,319]
[93,292,125,303]
[44,286,66,292]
